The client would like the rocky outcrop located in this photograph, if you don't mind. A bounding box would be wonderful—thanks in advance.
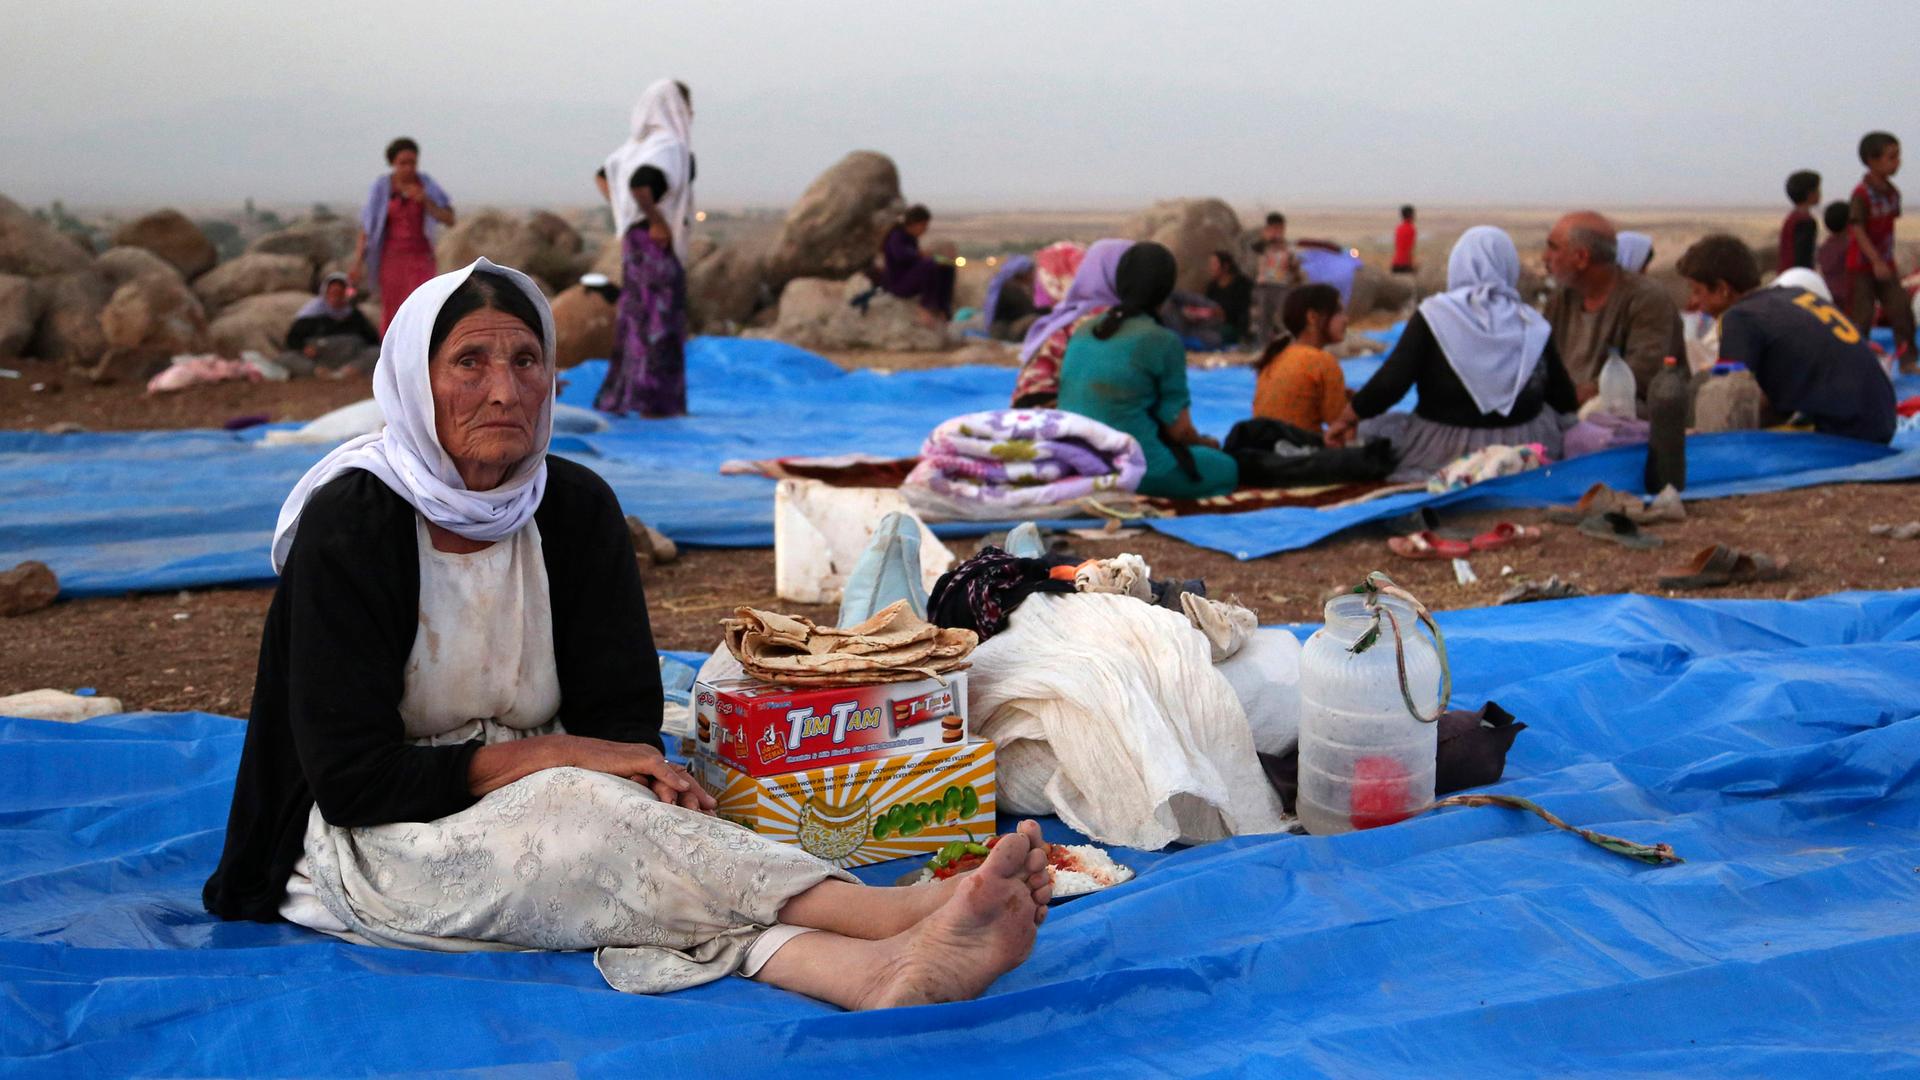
[687,240,772,331]
[1122,199,1243,293]
[246,220,360,274]
[0,274,42,359]
[437,210,584,292]
[96,245,185,287]
[757,276,950,352]
[207,290,310,357]
[1346,266,1417,321]
[27,270,111,365]
[192,253,313,313]
[549,284,616,369]
[111,209,218,279]
[0,194,95,278]
[96,273,210,380]
[764,152,905,287]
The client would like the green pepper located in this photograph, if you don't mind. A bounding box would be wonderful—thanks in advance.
[959,786,980,818]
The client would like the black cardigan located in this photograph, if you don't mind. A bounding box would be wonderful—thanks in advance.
[1352,310,1578,428]
[202,457,664,922]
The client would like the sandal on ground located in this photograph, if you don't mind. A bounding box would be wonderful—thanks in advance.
[1657,545,1788,589]
[1578,510,1664,550]
[1469,522,1545,552]
[1387,531,1473,560]
[1496,575,1586,605]
[1638,485,1686,524]
[1547,483,1636,525]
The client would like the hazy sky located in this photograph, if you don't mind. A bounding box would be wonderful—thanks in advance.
[6,1,1917,212]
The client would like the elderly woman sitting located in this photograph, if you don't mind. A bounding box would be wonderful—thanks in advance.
[203,259,1050,1008]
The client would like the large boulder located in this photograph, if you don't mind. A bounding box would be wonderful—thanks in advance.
[1346,266,1416,321]
[0,274,43,359]
[207,290,310,357]
[435,209,583,293]
[526,211,584,260]
[27,270,111,365]
[687,240,772,331]
[193,253,313,312]
[764,152,905,287]
[246,220,360,273]
[95,245,185,288]
[1122,198,1243,293]
[0,194,95,278]
[96,274,211,380]
[549,284,616,369]
[760,275,950,352]
[110,209,218,279]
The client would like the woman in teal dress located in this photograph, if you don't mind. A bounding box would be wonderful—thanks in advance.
[1056,242,1239,499]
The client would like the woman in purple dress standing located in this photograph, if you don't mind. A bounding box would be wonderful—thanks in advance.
[594,80,695,418]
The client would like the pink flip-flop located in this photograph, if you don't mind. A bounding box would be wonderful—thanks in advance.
[1387,531,1473,560]
[1469,522,1545,552]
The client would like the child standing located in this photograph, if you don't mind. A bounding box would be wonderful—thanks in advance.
[1252,284,1349,434]
[1251,212,1299,350]
[1845,131,1916,369]
[1391,205,1417,274]
[1779,170,1820,271]
[1816,201,1854,313]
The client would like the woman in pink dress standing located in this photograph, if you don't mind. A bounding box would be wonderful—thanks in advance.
[350,137,456,335]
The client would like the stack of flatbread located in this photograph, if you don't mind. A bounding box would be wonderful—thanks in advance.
[722,600,976,686]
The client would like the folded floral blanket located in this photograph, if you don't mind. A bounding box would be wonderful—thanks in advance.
[903,409,1146,521]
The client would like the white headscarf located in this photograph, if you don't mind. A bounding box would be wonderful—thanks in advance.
[1616,231,1654,273]
[1773,266,1833,303]
[1416,226,1553,418]
[603,79,695,262]
[270,258,556,572]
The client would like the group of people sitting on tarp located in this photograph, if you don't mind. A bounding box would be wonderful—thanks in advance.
[998,215,1897,501]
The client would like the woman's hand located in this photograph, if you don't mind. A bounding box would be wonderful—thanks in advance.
[1325,405,1360,448]
[648,218,673,248]
[568,738,715,812]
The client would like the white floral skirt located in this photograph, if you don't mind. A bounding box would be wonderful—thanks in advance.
[299,760,850,993]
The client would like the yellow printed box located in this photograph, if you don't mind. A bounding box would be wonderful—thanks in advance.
[687,739,996,868]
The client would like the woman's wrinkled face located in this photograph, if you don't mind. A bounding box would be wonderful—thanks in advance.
[391,149,419,183]
[429,308,549,489]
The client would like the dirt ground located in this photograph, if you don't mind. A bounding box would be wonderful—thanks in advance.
[3,347,1918,717]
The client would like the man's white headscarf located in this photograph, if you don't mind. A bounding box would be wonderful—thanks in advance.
[1615,231,1655,274]
[603,79,695,262]
[1416,226,1554,417]
[270,258,556,572]
[1773,267,1834,303]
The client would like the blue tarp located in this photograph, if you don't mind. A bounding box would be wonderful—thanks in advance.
[3,334,1913,594]
[5,591,1919,1076]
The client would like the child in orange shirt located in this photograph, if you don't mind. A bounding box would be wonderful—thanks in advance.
[1252,283,1349,434]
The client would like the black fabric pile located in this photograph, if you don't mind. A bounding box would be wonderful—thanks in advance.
[1259,702,1528,813]
[1223,418,1399,488]
[927,548,1075,642]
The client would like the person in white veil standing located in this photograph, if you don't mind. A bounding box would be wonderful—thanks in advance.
[593,79,696,417]
[1329,226,1579,480]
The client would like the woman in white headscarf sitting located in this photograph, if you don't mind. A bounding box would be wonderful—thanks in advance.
[203,260,1052,1008]
[280,271,381,377]
[1328,226,1577,480]
[593,79,696,418]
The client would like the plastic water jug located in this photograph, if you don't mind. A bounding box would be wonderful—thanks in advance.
[1296,590,1446,835]
[1644,355,1689,493]
[1596,350,1636,418]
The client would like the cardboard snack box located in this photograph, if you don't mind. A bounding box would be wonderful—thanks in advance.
[687,739,996,868]
[693,673,968,778]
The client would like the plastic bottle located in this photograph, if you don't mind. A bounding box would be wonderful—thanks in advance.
[1644,355,1689,493]
[1295,592,1443,835]
[1596,349,1636,418]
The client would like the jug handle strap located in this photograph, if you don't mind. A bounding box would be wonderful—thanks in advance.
[1346,571,1451,723]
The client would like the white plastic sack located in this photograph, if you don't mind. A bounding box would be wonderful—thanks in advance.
[773,479,953,606]
[967,592,1290,849]
[1216,628,1302,756]
[0,689,123,723]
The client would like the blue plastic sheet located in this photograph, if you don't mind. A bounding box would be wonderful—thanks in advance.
[5,591,1919,1076]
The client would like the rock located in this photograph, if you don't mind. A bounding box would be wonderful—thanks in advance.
[111,209,218,279]
[625,515,679,565]
[1347,266,1416,321]
[0,273,42,359]
[0,560,59,616]
[27,270,111,365]
[0,689,122,722]
[95,245,185,287]
[1121,198,1244,292]
[96,274,211,379]
[759,276,951,352]
[590,234,623,279]
[436,209,583,292]
[246,220,360,273]
[0,194,96,278]
[192,253,313,312]
[549,284,616,369]
[764,152,905,287]
[526,211,584,259]
[207,290,311,356]
[687,240,772,331]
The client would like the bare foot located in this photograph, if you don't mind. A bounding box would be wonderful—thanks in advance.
[855,831,1038,1009]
